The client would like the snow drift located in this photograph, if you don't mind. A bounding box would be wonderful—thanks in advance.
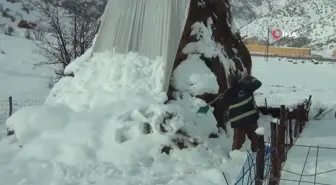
[7,50,215,161]
[92,0,190,92]
[3,49,246,185]
[1,0,256,184]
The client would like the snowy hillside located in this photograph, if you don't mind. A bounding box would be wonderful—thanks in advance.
[0,34,52,100]
[233,0,336,50]
[0,0,40,36]
[0,0,53,136]
[0,0,106,37]
[0,0,105,99]
[3,0,335,51]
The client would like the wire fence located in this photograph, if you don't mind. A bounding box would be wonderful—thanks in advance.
[222,144,336,185]
[225,137,273,185]
[279,144,336,185]
[0,96,44,125]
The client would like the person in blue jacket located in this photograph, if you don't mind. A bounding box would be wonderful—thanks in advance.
[221,75,262,152]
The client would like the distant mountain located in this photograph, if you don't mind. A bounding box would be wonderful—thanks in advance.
[1,0,335,51]
[231,0,336,50]
[0,0,106,36]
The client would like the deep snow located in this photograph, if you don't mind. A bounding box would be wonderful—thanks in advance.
[281,119,336,185]
[0,0,335,183]
[1,49,248,185]
[0,51,335,185]
[0,34,53,100]
[253,56,336,111]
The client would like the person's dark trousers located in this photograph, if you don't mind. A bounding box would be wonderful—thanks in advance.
[232,121,259,152]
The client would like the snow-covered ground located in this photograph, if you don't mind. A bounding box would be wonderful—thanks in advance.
[253,56,336,185]
[253,56,336,110]
[0,47,335,184]
[1,0,335,183]
[240,56,336,149]
[311,49,335,58]
[281,119,336,185]
[0,34,52,100]
[0,50,249,185]
[0,34,52,127]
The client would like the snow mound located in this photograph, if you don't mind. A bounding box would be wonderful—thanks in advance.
[255,127,264,135]
[172,54,218,96]
[3,50,246,184]
[46,50,166,111]
[271,118,279,124]
[0,34,52,99]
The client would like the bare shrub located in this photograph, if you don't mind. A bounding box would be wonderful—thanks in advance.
[32,29,45,41]
[28,0,107,88]
[312,101,329,120]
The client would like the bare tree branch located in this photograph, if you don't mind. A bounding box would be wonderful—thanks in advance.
[28,0,107,88]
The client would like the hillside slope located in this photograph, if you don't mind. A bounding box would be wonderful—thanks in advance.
[0,0,40,36]
[0,34,52,100]
[233,0,336,50]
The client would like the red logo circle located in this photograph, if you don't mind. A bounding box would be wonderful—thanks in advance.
[272,29,282,39]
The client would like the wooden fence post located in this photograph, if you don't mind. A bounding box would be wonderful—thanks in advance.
[294,106,300,137]
[269,120,279,185]
[278,105,286,162]
[7,96,14,136]
[299,105,306,128]
[255,129,265,185]
[305,95,312,119]
[288,118,293,146]
[297,105,303,134]
[300,104,306,127]
[8,96,13,117]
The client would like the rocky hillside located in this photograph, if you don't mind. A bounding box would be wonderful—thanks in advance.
[2,0,335,51]
[232,0,336,50]
[0,0,40,37]
[0,0,106,37]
